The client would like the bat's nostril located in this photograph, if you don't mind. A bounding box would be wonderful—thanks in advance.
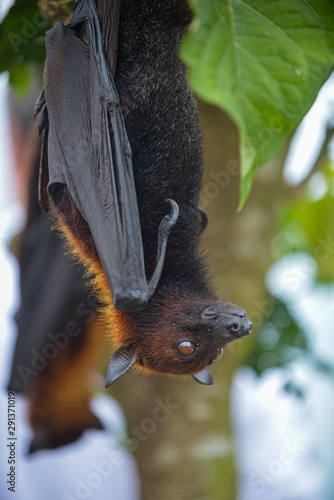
[227,320,240,332]
[227,316,252,338]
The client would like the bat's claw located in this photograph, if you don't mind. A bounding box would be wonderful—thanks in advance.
[147,199,179,297]
[165,198,179,228]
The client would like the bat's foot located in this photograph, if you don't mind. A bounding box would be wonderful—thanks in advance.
[163,198,180,233]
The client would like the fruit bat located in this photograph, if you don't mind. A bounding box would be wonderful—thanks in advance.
[6,152,104,451]
[35,0,252,387]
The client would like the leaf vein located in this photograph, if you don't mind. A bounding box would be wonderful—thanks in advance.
[236,0,305,55]
[235,42,284,101]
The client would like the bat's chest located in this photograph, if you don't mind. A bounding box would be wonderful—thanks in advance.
[116,88,203,206]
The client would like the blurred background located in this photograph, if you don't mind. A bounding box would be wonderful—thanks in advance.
[0,1,334,499]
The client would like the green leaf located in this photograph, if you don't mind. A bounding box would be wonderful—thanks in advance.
[182,0,334,208]
[276,190,334,282]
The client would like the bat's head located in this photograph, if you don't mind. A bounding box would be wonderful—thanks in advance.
[105,295,252,386]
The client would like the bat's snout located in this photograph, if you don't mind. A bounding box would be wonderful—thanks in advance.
[202,303,252,340]
[226,315,253,338]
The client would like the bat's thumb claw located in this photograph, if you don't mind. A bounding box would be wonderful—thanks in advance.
[147,199,179,297]
[165,198,179,228]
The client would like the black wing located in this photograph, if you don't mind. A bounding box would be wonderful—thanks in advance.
[36,0,178,312]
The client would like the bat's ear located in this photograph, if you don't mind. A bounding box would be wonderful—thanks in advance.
[192,368,214,385]
[105,345,138,387]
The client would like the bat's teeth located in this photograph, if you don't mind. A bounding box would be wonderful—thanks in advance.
[214,347,224,361]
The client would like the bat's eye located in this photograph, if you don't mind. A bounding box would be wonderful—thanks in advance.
[177,341,196,356]
[214,347,224,360]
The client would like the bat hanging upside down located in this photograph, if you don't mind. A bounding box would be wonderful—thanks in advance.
[35,0,252,387]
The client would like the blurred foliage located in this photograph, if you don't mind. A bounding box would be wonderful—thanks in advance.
[0,0,72,93]
[245,297,309,375]
[244,289,334,392]
[38,0,74,23]
[274,163,334,282]
[0,0,50,91]
[244,146,334,384]
[183,0,334,207]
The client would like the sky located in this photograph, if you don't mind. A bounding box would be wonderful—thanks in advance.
[283,74,334,186]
